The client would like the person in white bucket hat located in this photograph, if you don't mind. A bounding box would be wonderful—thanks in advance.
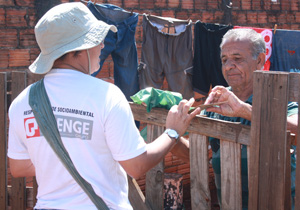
[29,2,117,75]
[7,2,200,210]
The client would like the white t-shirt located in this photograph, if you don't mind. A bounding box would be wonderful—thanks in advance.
[8,69,147,210]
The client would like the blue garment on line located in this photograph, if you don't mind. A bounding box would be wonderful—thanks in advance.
[270,29,300,72]
[88,3,140,101]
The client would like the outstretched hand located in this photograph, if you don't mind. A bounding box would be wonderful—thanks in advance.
[204,86,251,119]
[166,98,200,136]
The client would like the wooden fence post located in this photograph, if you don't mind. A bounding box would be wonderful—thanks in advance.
[145,124,165,210]
[0,73,8,210]
[190,133,211,209]
[10,71,27,210]
[249,71,289,210]
[220,140,242,210]
[293,73,300,210]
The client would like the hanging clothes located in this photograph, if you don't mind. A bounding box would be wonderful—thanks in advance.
[138,14,194,100]
[234,26,273,71]
[192,21,232,96]
[87,2,140,101]
[270,29,300,72]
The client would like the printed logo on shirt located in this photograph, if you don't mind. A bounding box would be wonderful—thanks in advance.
[56,115,93,140]
[24,115,93,140]
[24,117,41,138]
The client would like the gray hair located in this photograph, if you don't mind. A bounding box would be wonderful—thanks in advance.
[220,28,266,60]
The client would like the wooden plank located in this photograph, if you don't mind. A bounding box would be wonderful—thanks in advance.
[288,72,300,102]
[145,125,164,210]
[294,91,300,209]
[220,140,242,210]
[189,133,211,209]
[264,71,300,102]
[11,71,27,99]
[257,72,288,209]
[26,71,44,86]
[33,177,38,207]
[130,103,251,146]
[10,71,27,210]
[248,71,264,210]
[0,73,7,210]
[7,185,35,208]
[285,133,291,210]
[128,175,151,210]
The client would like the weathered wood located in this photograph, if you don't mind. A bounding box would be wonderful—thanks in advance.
[285,133,292,210]
[33,177,38,207]
[288,73,300,102]
[7,185,35,208]
[145,125,164,210]
[220,140,242,210]
[190,133,211,210]
[130,103,251,146]
[10,71,27,210]
[26,71,44,86]
[248,71,264,210]
[294,84,300,210]
[0,73,7,210]
[128,175,151,210]
[256,72,289,209]
[11,178,26,209]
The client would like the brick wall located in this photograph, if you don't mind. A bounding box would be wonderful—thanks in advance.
[2,0,300,209]
[1,0,300,79]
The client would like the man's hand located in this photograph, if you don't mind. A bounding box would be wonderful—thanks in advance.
[166,98,201,136]
[204,86,252,120]
[120,98,200,179]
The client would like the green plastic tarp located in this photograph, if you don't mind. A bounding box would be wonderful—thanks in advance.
[130,87,183,113]
[131,87,188,142]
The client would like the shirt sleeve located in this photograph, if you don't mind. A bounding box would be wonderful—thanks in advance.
[7,107,31,160]
[104,90,147,161]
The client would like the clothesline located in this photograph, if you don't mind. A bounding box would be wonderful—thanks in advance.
[80,0,279,32]
[80,0,200,25]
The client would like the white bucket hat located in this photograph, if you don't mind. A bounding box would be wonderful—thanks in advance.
[29,2,117,74]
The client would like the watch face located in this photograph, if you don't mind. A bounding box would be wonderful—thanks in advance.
[169,129,177,138]
[167,129,178,139]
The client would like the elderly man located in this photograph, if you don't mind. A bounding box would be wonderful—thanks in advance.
[203,28,298,209]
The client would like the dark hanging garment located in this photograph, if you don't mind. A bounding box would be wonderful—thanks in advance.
[88,2,140,101]
[138,14,194,100]
[270,29,300,72]
[192,21,232,95]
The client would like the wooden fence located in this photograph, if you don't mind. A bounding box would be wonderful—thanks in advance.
[0,70,299,210]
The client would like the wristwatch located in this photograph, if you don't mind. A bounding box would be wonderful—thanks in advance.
[164,129,179,143]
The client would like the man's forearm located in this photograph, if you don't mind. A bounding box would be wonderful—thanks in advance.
[9,158,36,177]
[238,102,252,121]
[170,137,190,163]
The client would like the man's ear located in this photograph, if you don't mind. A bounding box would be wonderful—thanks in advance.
[257,53,266,70]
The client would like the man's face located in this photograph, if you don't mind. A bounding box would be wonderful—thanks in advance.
[221,40,259,90]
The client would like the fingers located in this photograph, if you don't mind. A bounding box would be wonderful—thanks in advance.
[180,98,201,121]
[167,98,199,136]
[205,86,226,104]
[205,106,221,113]
[177,98,195,114]
[189,107,201,118]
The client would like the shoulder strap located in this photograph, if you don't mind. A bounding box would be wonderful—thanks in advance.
[29,78,109,210]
